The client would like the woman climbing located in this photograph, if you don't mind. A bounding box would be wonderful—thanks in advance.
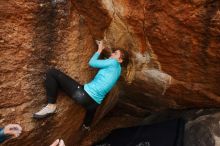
[33,40,129,130]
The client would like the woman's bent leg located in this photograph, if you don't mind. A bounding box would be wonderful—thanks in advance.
[34,68,81,119]
[83,107,97,128]
[82,95,99,129]
[45,68,81,103]
[45,69,59,104]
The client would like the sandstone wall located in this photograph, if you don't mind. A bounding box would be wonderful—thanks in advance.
[0,0,219,145]
[0,0,97,145]
[100,0,220,110]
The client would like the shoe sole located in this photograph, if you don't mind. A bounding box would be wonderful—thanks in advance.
[33,112,55,119]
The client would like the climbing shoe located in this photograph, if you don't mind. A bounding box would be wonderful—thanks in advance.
[33,104,56,119]
[81,124,91,132]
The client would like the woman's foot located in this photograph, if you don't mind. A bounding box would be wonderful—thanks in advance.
[81,124,91,132]
[33,104,57,119]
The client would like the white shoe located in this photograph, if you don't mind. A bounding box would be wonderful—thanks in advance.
[33,104,56,119]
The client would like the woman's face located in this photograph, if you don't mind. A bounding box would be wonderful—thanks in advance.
[110,50,123,63]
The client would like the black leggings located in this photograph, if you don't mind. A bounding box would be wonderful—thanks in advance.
[45,68,99,126]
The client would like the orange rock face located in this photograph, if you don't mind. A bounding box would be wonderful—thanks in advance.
[0,0,97,145]
[0,0,219,145]
[100,0,220,110]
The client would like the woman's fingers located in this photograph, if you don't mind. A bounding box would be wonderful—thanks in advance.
[96,40,104,47]
[96,40,101,45]
[13,124,22,131]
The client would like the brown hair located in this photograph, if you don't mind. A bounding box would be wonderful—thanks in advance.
[116,48,129,67]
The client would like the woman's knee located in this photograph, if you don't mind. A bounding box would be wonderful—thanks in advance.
[46,68,59,77]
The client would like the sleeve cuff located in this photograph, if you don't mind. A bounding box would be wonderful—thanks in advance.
[0,128,9,143]
[0,128,5,137]
[95,52,101,55]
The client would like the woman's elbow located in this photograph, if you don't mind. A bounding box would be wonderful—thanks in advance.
[89,61,95,67]
[88,61,92,66]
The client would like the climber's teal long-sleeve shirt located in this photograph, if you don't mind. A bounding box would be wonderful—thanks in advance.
[0,128,8,143]
[84,52,121,104]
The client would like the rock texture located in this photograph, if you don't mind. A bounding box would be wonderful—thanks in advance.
[0,0,219,145]
[139,109,220,146]
[0,0,96,145]
[184,112,220,146]
[100,0,220,110]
